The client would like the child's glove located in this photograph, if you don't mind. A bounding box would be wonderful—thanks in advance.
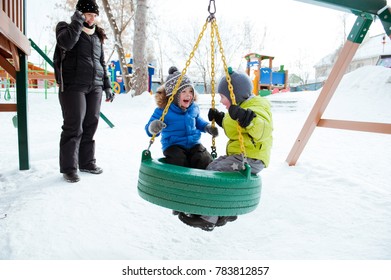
[208,108,225,127]
[228,105,256,128]
[205,124,218,137]
[71,10,85,23]
[105,88,115,102]
[148,120,166,134]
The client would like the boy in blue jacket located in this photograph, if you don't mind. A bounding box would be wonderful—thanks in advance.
[145,66,218,169]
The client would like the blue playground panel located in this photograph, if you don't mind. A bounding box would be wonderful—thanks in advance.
[260,67,285,85]
[272,72,285,85]
[260,68,272,84]
[108,60,155,94]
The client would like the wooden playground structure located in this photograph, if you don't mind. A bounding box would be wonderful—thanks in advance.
[1,0,391,170]
[1,0,30,170]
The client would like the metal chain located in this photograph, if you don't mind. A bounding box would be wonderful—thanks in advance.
[149,20,209,147]
[213,20,246,158]
[210,18,217,159]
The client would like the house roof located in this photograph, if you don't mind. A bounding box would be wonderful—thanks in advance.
[315,33,391,67]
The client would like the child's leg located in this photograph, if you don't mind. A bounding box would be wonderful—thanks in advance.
[206,154,244,172]
[163,145,188,167]
[188,144,213,169]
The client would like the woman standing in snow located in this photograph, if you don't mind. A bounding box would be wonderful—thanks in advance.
[55,0,115,183]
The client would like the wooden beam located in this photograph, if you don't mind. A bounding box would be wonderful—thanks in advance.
[286,14,373,166]
[0,33,12,55]
[286,40,360,166]
[28,73,55,80]
[0,53,16,79]
[0,9,30,56]
[0,104,17,112]
[10,41,19,71]
[318,119,391,134]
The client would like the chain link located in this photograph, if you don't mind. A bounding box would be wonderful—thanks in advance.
[213,20,246,158]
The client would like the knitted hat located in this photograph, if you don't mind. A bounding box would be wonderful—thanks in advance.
[217,67,253,104]
[164,66,193,97]
[76,0,99,15]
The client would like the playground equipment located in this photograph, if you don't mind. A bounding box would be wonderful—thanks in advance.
[286,0,391,165]
[137,0,262,216]
[0,0,30,170]
[108,56,155,94]
[244,53,289,96]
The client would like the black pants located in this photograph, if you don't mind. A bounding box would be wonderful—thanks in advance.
[163,144,213,170]
[59,85,102,174]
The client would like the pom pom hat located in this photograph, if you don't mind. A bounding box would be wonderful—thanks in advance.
[164,66,194,97]
[217,67,253,104]
[76,0,100,15]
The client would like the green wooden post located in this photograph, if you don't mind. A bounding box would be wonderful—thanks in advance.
[16,51,30,170]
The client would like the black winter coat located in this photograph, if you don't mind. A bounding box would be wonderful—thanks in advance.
[55,17,111,90]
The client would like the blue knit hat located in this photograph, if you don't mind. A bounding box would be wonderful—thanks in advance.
[218,67,253,104]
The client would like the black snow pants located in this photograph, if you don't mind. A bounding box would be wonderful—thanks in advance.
[59,84,102,174]
[163,144,213,170]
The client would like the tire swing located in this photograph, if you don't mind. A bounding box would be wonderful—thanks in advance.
[137,0,262,216]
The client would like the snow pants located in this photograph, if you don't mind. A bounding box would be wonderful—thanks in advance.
[59,84,102,174]
[163,144,213,170]
[206,154,265,175]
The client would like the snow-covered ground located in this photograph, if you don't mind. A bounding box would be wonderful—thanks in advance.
[0,66,390,263]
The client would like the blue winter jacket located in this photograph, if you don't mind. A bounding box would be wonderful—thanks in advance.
[145,103,209,151]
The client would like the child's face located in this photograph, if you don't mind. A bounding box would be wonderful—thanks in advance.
[219,93,231,109]
[178,87,194,109]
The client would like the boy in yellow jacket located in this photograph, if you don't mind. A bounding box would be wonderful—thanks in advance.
[178,67,273,231]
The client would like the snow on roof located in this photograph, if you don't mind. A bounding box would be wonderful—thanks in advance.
[315,33,391,67]
[353,33,391,60]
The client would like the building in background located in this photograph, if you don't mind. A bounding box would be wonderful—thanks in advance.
[314,33,391,82]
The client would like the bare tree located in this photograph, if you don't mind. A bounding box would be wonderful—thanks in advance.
[131,0,149,96]
[101,0,134,93]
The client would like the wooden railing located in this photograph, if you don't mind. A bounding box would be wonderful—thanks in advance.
[1,0,24,33]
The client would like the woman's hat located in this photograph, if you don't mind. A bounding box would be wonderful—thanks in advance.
[76,0,99,15]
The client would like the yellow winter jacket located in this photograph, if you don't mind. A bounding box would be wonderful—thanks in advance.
[223,95,273,167]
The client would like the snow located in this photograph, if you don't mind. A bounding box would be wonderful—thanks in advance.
[0,66,391,261]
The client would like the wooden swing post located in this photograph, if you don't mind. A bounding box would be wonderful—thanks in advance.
[286,0,391,166]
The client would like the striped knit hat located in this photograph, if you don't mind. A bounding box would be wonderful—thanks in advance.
[164,66,193,97]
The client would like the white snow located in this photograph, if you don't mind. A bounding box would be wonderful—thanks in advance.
[0,66,391,262]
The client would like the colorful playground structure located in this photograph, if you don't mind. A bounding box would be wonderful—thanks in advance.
[108,55,155,94]
[244,53,289,96]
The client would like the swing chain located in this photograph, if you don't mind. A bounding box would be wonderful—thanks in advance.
[207,0,216,21]
[148,21,209,149]
[210,16,217,158]
[212,20,247,160]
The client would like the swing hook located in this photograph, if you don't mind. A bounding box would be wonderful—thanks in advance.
[207,0,216,21]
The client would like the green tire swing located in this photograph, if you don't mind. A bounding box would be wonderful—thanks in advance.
[138,150,262,216]
[137,0,262,216]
